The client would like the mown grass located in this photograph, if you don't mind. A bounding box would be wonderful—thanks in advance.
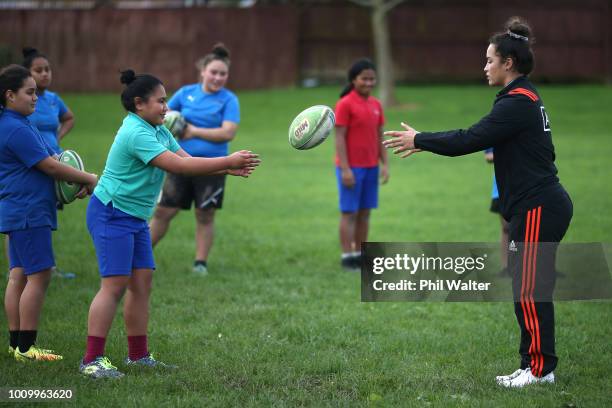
[1,84,610,407]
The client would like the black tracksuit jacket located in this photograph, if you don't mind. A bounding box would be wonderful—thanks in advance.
[414,76,559,220]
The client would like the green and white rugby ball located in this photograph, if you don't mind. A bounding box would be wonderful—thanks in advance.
[288,105,335,150]
[55,150,85,204]
[163,110,186,139]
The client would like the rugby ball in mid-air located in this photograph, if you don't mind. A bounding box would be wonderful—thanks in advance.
[163,111,186,138]
[55,150,85,205]
[288,105,335,150]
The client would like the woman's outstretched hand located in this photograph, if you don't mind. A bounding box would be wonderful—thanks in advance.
[383,122,423,158]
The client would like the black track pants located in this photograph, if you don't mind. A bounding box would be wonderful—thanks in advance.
[507,185,573,377]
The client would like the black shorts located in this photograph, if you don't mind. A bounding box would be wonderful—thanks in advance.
[490,198,500,214]
[158,173,226,210]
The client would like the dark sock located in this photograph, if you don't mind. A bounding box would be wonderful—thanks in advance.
[127,335,148,361]
[17,330,37,353]
[84,336,106,364]
[194,260,207,267]
[9,330,19,349]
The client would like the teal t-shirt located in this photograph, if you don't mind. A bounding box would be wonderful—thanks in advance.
[94,112,181,220]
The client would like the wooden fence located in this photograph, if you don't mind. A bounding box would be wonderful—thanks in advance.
[1,0,610,92]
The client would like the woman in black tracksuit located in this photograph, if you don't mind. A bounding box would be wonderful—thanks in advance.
[383,17,573,388]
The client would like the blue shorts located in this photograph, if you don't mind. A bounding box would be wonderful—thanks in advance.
[336,166,379,213]
[8,227,55,275]
[87,195,155,277]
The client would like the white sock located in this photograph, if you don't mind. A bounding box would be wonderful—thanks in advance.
[350,251,361,258]
[341,253,353,260]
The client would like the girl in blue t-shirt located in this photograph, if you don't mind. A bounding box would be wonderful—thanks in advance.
[79,69,259,379]
[0,65,98,362]
[22,47,74,155]
[22,47,77,279]
[149,43,240,276]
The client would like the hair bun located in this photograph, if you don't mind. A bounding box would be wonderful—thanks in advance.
[505,16,533,41]
[120,69,137,85]
[22,47,39,59]
[212,43,230,59]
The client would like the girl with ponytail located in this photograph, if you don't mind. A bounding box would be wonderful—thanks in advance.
[80,69,259,378]
[384,17,572,388]
[22,47,75,156]
[334,58,389,270]
[150,43,241,276]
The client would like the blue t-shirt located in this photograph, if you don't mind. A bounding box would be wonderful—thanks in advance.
[28,90,68,155]
[0,109,57,233]
[94,112,181,221]
[168,84,240,158]
[491,175,499,199]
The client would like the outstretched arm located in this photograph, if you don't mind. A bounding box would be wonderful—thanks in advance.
[384,98,525,158]
[171,148,257,178]
[150,149,260,177]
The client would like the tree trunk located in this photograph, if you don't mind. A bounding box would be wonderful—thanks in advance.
[371,0,397,108]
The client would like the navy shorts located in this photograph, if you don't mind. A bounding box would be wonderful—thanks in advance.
[87,195,155,277]
[336,166,379,213]
[8,226,55,275]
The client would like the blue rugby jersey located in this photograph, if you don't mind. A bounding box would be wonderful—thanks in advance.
[0,109,56,232]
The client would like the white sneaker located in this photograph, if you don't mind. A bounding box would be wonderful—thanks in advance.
[500,369,555,388]
[495,368,528,384]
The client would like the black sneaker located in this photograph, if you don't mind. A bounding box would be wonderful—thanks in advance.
[341,257,360,271]
[353,254,363,269]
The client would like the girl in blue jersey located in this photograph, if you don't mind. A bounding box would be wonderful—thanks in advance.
[149,44,240,276]
[79,69,259,379]
[23,47,77,278]
[0,65,97,362]
[22,47,74,155]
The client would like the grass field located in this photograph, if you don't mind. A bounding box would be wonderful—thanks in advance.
[1,85,611,407]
